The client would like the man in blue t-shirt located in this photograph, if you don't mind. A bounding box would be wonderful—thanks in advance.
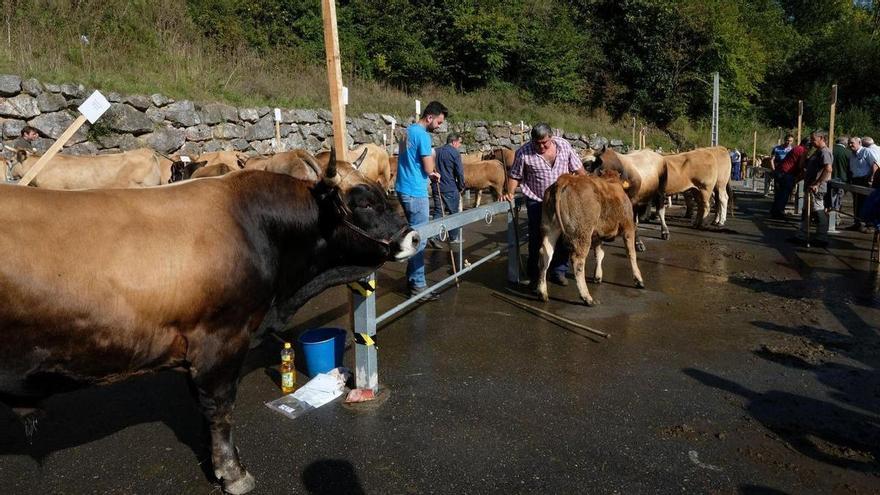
[730,148,742,180]
[396,100,448,300]
[770,135,794,172]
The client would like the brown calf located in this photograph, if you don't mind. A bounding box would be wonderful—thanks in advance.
[538,171,645,306]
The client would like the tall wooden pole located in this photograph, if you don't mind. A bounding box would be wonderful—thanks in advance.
[796,100,803,144]
[322,0,347,154]
[829,84,838,145]
[752,130,757,164]
[19,115,88,186]
[632,117,636,149]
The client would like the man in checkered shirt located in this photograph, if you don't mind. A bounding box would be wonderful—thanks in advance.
[503,123,586,288]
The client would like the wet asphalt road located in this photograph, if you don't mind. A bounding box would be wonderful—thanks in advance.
[1,190,879,494]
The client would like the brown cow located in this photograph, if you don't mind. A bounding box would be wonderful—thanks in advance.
[0,147,418,494]
[191,162,237,178]
[315,144,392,191]
[158,151,247,184]
[464,159,505,207]
[245,149,325,182]
[487,148,516,170]
[10,148,163,189]
[537,170,645,305]
[656,146,732,235]
[461,151,485,164]
[389,155,399,189]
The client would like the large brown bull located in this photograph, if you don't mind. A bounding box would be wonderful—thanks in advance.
[590,146,732,247]
[537,171,645,305]
[10,148,163,189]
[463,159,506,207]
[0,148,418,494]
[244,149,326,182]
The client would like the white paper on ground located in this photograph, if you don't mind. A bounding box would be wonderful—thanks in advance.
[264,368,348,420]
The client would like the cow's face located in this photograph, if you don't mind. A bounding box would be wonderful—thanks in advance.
[589,147,622,175]
[170,160,207,183]
[312,147,418,264]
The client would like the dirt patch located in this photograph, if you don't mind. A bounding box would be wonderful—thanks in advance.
[696,240,756,261]
[757,339,836,367]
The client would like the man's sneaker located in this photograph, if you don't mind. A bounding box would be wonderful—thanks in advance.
[549,272,568,286]
[409,285,439,301]
[843,223,864,231]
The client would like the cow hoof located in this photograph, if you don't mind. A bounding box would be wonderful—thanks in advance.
[636,242,646,253]
[590,277,602,284]
[582,298,597,307]
[224,471,256,495]
[661,232,669,240]
[538,291,549,302]
[634,279,645,289]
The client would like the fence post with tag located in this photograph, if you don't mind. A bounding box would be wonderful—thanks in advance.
[349,273,378,392]
[19,90,110,186]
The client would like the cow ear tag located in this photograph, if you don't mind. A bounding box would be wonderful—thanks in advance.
[622,180,631,189]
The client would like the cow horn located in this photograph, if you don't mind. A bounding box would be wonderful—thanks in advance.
[324,146,340,186]
[352,147,369,170]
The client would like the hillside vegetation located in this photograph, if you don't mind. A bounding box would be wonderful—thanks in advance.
[2,1,877,152]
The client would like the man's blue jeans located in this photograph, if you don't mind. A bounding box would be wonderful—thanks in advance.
[397,193,429,288]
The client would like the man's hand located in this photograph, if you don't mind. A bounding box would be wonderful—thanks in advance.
[429,171,440,182]
[809,184,818,193]
[501,192,515,202]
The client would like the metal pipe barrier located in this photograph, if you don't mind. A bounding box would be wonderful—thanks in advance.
[347,198,524,392]
[827,180,875,234]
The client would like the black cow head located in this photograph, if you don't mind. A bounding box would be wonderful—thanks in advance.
[170,160,207,183]
[310,146,418,264]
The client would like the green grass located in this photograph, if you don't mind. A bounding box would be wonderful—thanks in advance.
[0,0,784,153]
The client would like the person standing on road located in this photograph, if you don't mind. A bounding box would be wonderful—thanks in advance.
[829,136,850,214]
[790,130,833,247]
[730,148,742,181]
[846,137,872,231]
[770,135,794,171]
[862,136,880,188]
[770,138,808,218]
[431,132,466,243]
[395,100,447,301]
[502,123,585,289]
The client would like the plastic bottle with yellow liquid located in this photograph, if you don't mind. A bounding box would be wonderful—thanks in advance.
[280,342,295,394]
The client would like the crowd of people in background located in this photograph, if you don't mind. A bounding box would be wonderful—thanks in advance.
[764,130,880,247]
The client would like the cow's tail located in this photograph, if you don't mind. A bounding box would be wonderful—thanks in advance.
[553,182,569,240]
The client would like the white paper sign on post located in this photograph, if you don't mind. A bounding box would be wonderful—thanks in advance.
[78,90,111,124]
[415,99,421,118]
[274,108,282,122]
[342,86,349,106]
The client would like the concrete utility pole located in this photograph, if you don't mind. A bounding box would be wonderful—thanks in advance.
[710,72,719,146]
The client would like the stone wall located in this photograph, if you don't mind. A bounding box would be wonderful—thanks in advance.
[0,74,621,157]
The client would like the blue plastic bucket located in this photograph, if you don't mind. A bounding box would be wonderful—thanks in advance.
[298,327,347,377]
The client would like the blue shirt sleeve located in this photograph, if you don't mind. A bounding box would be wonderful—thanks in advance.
[416,129,432,158]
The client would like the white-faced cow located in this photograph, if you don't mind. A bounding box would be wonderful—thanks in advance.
[0,147,418,494]
[537,170,645,305]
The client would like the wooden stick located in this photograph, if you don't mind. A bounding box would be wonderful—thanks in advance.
[18,114,88,186]
[492,291,610,339]
[805,190,812,248]
[321,0,347,154]
[274,121,282,152]
[796,100,803,144]
[829,84,838,146]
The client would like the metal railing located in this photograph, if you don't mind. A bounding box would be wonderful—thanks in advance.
[348,199,523,392]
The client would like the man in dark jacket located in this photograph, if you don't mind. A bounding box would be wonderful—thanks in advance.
[431,133,466,242]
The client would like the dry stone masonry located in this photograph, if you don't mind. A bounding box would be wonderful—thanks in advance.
[0,74,622,157]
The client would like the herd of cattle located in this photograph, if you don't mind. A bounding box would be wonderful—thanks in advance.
[0,139,733,494]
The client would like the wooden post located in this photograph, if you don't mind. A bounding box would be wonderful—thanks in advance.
[632,117,636,149]
[829,84,838,145]
[18,115,88,186]
[752,130,757,165]
[273,108,282,152]
[796,100,803,144]
[321,0,347,154]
